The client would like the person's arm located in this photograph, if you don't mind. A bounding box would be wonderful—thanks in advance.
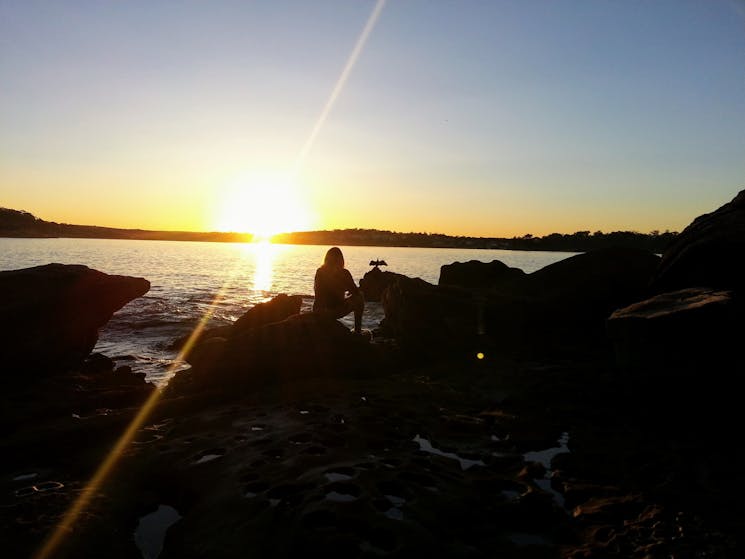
[343,269,360,296]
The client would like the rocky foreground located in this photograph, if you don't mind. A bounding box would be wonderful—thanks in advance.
[1,190,744,558]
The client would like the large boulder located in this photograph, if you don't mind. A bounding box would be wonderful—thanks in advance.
[380,276,483,354]
[0,263,149,373]
[167,312,377,398]
[171,293,303,350]
[380,247,661,357]
[651,189,745,293]
[520,246,660,300]
[359,267,407,302]
[232,293,303,333]
[438,259,525,290]
[516,247,661,344]
[606,288,743,387]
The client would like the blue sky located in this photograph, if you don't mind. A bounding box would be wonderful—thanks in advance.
[1,0,744,236]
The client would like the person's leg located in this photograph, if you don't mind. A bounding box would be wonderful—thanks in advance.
[348,292,364,334]
[318,295,364,333]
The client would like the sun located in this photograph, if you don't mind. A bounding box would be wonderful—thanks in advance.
[212,172,315,240]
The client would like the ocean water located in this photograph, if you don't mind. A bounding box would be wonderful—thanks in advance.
[0,238,576,385]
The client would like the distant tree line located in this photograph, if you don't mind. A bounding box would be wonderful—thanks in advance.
[0,208,252,243]
[505,230,678,253]
[1,207,677,253]
[272,227,677,253]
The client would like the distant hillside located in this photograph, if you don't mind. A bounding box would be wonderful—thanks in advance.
[273,228,677,253]
[1,207,677,253]
[0,208,252,243]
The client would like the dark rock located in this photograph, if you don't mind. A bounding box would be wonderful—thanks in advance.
[519,246,659,301]
[170,324,232,350]
[651,189,745,293]
[606,287,743,382]
[515,247,661,348]
[232,294,303,334]
[359,267,406,302]
[79,352,115,374]
[171,293,302,349]
[0,263,149,373]
[382,248,660,357]
[438,259,525,290]
[168,312,377,398]
[380,275,487,355]
[572,494,647,524]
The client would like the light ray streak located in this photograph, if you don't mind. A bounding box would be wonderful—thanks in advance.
[33,280,235,559]
[34,3,388,555]
[293,0,386,170]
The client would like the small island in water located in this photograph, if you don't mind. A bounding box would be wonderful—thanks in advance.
[0,207,677,253]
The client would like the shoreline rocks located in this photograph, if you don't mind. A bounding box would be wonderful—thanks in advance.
[3,190,745,558]
[651,188,745,293]
[0,263,150,374]
[607,287,742,382]
[359,266,407,302]
[438,259,525,290]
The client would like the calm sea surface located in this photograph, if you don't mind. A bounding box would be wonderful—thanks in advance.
[0,238,576,385]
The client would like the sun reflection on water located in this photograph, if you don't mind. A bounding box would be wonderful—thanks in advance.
[244,240,279,293]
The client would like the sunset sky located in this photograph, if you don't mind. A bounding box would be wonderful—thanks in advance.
[1,0,744,237]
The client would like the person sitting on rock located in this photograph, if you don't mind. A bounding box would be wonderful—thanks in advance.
[313,247,364,334]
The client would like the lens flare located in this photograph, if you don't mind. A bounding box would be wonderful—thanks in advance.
[294,0,386,169]
[34,3,388,556]
[33,281,233,559]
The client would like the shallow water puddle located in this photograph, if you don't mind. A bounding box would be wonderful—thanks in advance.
[412,435,485,471]
[193,453,223,465]
[501,489,521,501]
[35,481,64,492]
[13,472,38,481]
[134,504,181,559]
[133,433,164,446]
[509,532,552,546]
[523,432,570,509]
[385,494,406,507]
[325,491,357,503]
[385,507,404,520]
[14,480,64,497]
[523,432,569,469]
[324,472,353,482]
[381,491,406,520]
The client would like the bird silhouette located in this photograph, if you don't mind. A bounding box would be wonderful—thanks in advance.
[369,259,387,268]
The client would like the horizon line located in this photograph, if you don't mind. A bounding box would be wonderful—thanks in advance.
[0,207,679,240]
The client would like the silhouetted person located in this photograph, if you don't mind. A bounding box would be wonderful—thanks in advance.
[313,247,364,334]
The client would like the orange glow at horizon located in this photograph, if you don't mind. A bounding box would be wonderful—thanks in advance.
[211,172,316,238]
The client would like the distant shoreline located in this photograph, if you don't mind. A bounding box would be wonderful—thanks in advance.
[1,207,677,253]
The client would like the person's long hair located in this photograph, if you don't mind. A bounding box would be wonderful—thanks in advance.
[323,247,344,268]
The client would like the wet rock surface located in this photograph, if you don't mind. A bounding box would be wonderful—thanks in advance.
[3,345,743,558]
[0,352,156,558]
